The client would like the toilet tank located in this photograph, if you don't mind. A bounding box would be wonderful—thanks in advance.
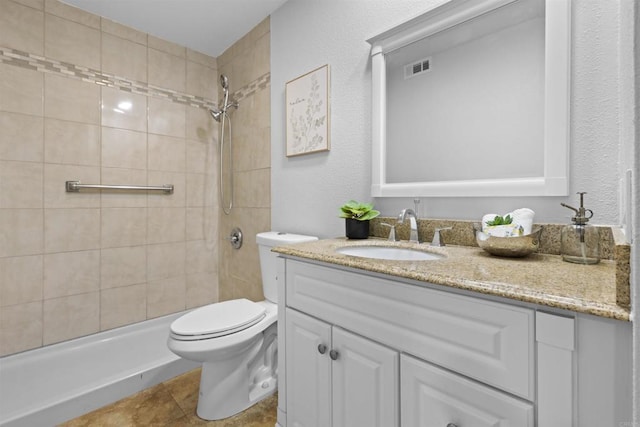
[256,232,318,303]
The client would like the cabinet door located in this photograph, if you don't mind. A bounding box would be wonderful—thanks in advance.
[332,327,399,427]
[401,354,533,427]
[286,308,332,427]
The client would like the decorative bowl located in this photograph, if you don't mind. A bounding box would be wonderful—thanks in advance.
[474,224,542,258]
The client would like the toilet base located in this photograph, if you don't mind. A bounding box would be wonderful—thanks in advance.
[196,323,278,420]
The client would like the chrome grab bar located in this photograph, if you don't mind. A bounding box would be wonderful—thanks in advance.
[65,181,173,194]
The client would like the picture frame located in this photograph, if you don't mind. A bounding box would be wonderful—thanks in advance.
[285,64,330,157]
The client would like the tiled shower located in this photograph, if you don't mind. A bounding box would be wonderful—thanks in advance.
[0,0,271,357]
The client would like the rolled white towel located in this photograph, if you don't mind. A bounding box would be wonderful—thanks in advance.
[511,208,535,235]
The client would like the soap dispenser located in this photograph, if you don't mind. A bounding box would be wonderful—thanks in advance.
[560,192,600,264]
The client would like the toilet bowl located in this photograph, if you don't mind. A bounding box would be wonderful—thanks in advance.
[167,231,318,420]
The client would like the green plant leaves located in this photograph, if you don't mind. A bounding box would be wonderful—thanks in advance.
[485,214,513,226]
[339,200,380,221]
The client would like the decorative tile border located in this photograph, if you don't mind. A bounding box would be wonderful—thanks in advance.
[232,73,271,104]
[0,45,269,111]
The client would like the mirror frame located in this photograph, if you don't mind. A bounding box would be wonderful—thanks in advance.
[367,0,571,197]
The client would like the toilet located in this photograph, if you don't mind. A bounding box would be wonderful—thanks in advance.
[167,231,318,420]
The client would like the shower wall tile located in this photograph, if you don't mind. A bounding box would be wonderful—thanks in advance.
[187,48,217,69]
[100,283,147,330]
[186,240,216,274]
[0,64,43,116]
[147,171,186,208]
[186,272,218,309]
[148,134,186,172]
[147,207,186,244]
[45,74,100,124]
[186,173,206,207]
[216,18,271,303]
[186,106,216,143]
[0,112,44,162]
[101,18,147,45]
[149,35,186,59]
[101,128,147,170]
[234,168,270,209]
[234,34,269,90]
[0,0,222,355]
[44,250,100,299]
[0,160,43,208]
[187,60,217,100]
[100,246,147,290]
[148,98,186,138]
[219,207,270,300]
[12,0,44,10]
[0,0,44,55]
[44,0,100,28]
[0,208,44,257]
[102,33,148,83]
[101,88,148,132]
[100,168,148,208]
[44,119,101,166]
[253,85,271,130]
[234,273,265,303]
[0,301,43,356]
[44,13,100,69]
[148,48,186,93]
[147,242,186,282]
[101,207,147,248]
[186,140,208,174]
[44,164,100,208]
[147,276,186,319]
[44,208,100,253]
[0,255,43,307]
[43,291,100,345]
[186,208,205,241]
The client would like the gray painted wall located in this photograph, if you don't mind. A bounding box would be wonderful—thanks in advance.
[271,0,632,238]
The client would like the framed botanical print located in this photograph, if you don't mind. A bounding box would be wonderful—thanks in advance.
[285,64,330,156]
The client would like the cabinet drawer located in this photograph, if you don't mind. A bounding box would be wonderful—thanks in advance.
[285,260,534,399]
[401,354,534,427]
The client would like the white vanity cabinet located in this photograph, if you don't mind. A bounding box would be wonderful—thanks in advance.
[285,308,398,427]
[277,258,632,427]
[401,354,533,426]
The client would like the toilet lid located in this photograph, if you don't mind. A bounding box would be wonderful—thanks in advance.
[170,299,266,338]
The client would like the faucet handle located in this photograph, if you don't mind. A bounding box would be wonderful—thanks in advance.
[431,227,453,247]
[381,223,397,242]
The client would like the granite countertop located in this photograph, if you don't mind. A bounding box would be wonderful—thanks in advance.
[273,238,630,321]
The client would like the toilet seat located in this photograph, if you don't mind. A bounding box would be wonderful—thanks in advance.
[170,299,266,341]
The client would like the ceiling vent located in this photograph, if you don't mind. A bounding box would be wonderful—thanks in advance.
[404,57,431,79]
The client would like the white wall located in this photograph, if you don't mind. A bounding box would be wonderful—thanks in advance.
[271,0,631,237]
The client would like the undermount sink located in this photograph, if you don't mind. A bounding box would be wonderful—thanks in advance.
[336,245,444,261]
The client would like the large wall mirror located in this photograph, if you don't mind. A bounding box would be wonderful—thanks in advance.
[367,0,571,197]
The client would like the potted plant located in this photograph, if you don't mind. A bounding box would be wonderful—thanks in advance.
[339,200,380,239]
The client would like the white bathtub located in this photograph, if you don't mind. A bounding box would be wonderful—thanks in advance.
[0,311,199,427]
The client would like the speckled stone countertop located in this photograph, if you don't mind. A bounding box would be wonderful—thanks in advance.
[273,238,630,321]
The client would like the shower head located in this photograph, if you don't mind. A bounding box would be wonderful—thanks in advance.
[220,74,229,91]
[209,109,223,122]
[208,75,236,122]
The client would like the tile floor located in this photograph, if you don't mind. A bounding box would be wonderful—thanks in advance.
[59,368,278,426]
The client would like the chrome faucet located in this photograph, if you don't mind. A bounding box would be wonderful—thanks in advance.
[430,227,452,247]
[397,208,419,243]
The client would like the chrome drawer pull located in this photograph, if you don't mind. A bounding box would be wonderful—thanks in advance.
[317,344,327,354]
[329,349,339,360]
